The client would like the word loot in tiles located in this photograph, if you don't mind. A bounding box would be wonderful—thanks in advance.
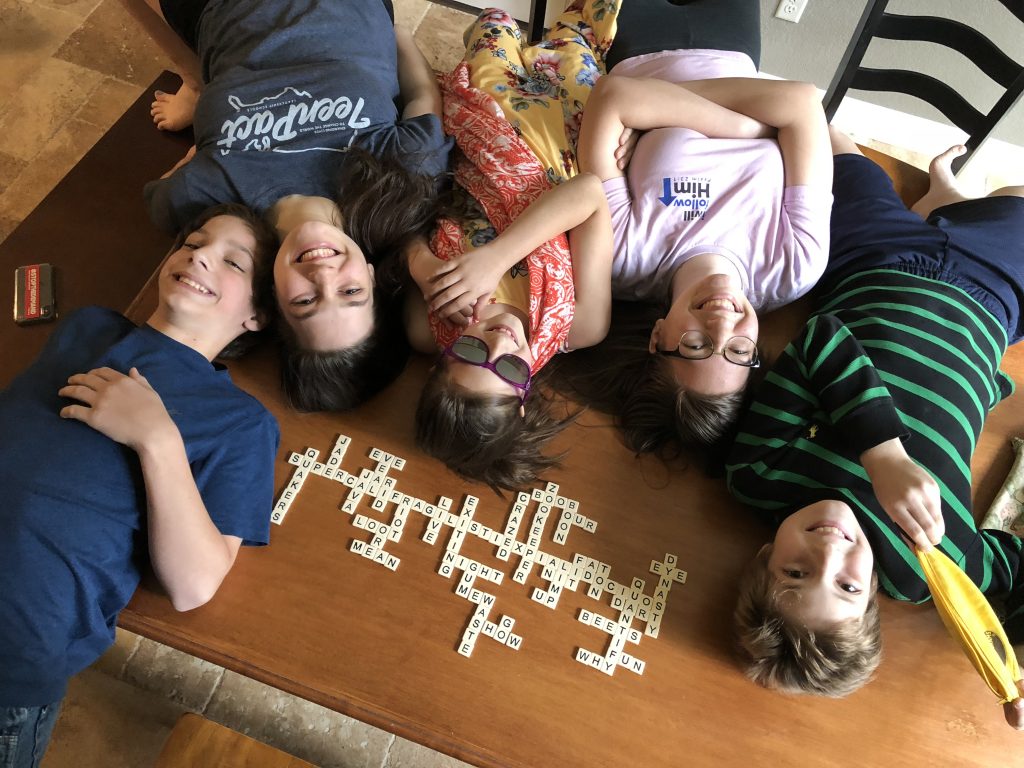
[272,435,687,677]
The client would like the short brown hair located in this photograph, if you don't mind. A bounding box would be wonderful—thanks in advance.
[734,545,882,698]
[171,203,278,359]
[414,363,574,492]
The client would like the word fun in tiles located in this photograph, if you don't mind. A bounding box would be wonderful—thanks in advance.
[273,436,686,677]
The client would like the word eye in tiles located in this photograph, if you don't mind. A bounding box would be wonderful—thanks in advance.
[273,435,686,677]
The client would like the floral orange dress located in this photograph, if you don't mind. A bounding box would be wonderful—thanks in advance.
[427,2,618,371]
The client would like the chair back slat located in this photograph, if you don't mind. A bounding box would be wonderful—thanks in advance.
[822,0,1024,175]
[874,15,1023,89]
[849,68,986,135]
[996,0,1024,25]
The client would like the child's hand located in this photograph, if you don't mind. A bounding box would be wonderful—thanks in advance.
[59,367,176,452]
[425,245,505,323]
[861,438,944,550]
[615,127,640,170]
[1003,681,1024,730]
[440,305,476,329]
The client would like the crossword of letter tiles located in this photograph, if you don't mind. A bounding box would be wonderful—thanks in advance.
[273,435,686,677]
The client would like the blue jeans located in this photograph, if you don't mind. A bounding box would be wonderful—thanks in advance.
[0,703,61,768]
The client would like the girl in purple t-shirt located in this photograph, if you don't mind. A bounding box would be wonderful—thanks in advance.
[581,0,833,455]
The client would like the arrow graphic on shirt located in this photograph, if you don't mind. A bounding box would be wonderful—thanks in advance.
[658,178,675,206]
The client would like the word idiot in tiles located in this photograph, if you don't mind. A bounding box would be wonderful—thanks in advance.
[273,435,687,678]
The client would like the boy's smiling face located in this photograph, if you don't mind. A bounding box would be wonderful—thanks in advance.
[156,215,263,353]
[768,499,875,630]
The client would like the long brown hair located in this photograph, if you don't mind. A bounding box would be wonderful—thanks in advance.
[549,302,747,457]
[334,145,451,297]
[415,362,575,492]
[278,287,408,411]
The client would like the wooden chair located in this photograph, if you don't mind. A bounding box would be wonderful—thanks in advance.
[155,714,315,768]
[823,0,1024,175]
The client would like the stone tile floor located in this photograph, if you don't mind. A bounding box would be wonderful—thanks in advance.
[2,0,1019,765]
[46,629,472,767]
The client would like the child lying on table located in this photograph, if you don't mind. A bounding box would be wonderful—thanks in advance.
[401,2,619,491]
[726,130,1024,728]
[0,204,280,766]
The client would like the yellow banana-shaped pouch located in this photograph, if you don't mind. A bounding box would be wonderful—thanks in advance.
[917,546,1021,703]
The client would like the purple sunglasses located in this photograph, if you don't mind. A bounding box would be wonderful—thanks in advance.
[443,335,532,403]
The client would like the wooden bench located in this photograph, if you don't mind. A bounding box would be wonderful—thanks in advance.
[155,714,314,768]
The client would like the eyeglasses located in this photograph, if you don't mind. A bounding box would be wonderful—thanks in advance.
[658,330,760,368]
[443,335,533,403]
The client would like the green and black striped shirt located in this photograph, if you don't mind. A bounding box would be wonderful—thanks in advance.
[726,269,1018,603]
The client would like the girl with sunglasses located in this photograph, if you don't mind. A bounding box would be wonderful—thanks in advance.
[412,173,614,491]
[403,2,619,491]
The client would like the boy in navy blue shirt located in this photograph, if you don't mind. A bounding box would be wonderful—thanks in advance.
[0,203,280,767]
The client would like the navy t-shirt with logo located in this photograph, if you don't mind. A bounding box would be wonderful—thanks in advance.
[145,0,452,232]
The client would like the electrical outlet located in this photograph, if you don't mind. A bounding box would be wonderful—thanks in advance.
[775,0,808,23]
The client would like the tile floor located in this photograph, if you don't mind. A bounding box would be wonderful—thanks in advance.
[2,0,1020,765]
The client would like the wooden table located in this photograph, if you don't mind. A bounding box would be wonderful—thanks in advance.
[6,78,1024,767]
[118,288,1024,768]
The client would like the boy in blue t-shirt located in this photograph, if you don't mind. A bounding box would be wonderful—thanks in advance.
[0,203,281,767]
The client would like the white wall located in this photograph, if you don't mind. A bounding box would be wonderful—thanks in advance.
[759,0,1023,146]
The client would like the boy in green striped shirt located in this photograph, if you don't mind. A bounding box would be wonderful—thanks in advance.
[726,129,1024,713]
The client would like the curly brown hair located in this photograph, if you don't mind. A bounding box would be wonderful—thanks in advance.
[734,544,882,698]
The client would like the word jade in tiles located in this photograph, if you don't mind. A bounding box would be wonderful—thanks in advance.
[273,435,686,677]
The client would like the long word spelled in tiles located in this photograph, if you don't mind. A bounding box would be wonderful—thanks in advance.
[273,435,686,677]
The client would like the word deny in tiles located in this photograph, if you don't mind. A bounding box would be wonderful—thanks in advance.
[272,435,687,677]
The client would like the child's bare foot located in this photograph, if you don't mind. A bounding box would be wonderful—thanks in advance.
[911,144,970,218]
[151,83,199,132]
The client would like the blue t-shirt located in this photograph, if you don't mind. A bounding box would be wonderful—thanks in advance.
[0,307,279,706]
[144,0,453,232]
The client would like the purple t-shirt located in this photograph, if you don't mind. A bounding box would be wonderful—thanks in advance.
[606,49,832,311]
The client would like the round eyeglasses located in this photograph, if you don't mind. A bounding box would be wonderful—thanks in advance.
[658,330,760,368]
[443,336,533,402]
